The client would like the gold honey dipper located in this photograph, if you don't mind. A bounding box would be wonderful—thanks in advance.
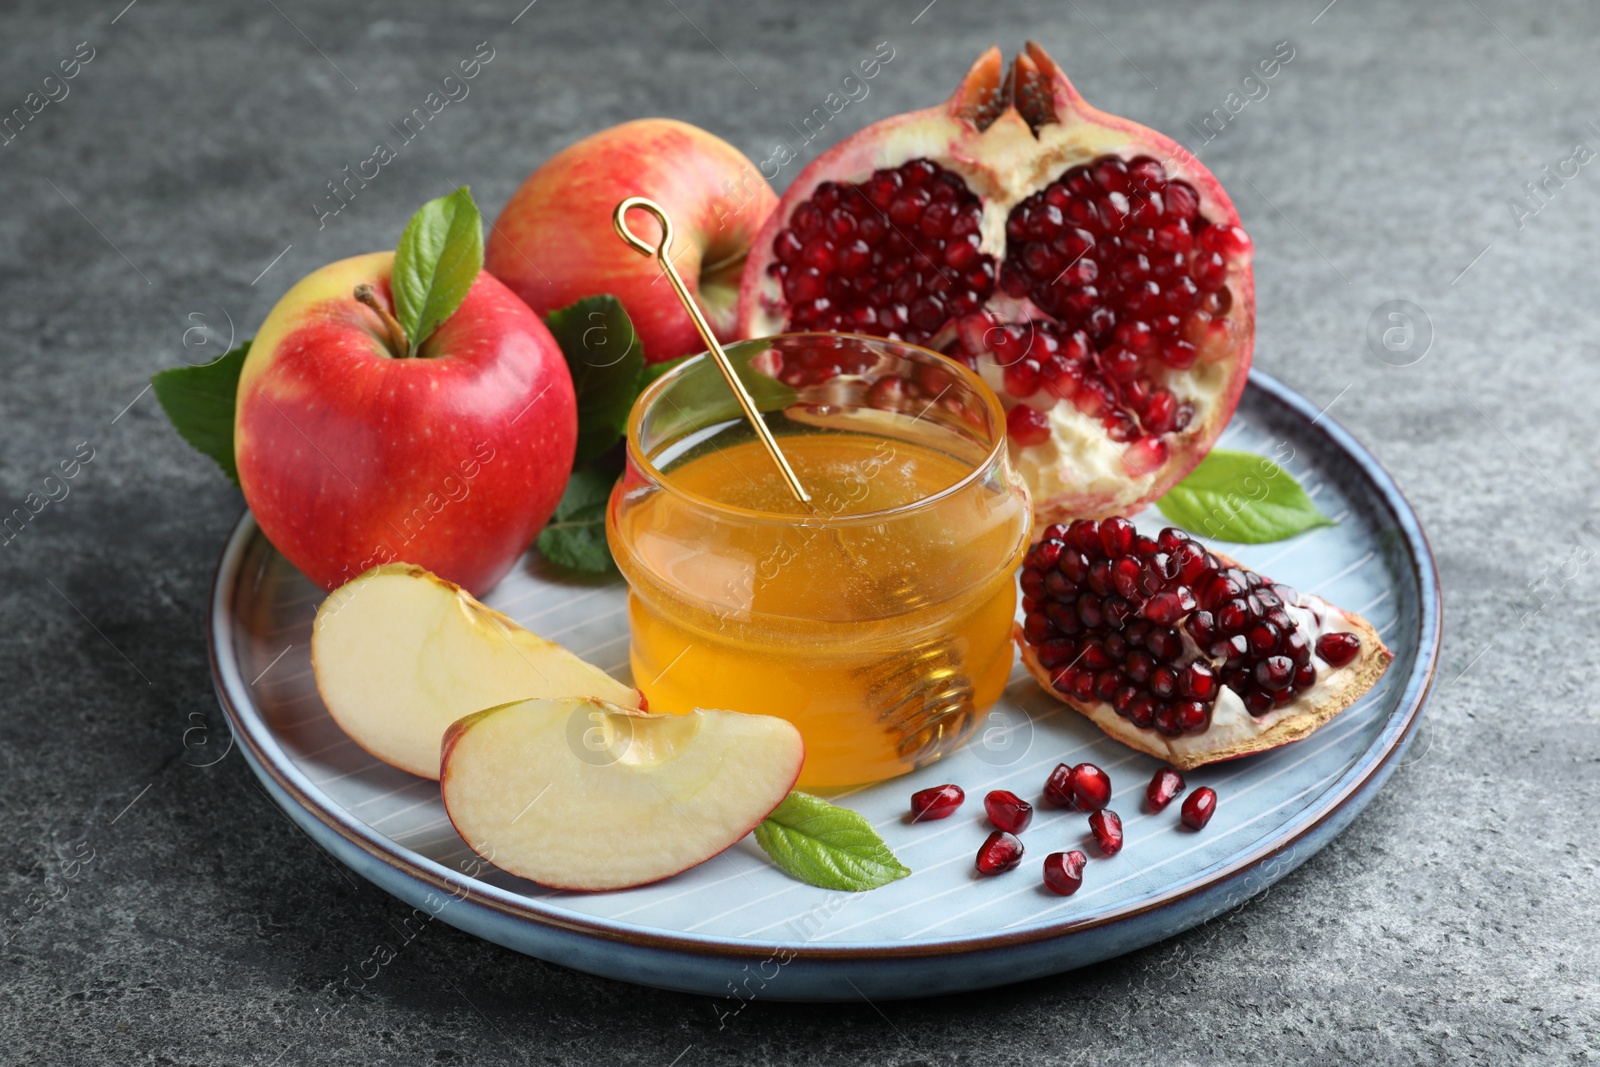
[611,197,976,770]
[612,197,811,505]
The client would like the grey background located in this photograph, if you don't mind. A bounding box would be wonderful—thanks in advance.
[2,0,1596,1063]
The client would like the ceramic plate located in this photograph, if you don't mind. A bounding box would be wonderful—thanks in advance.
[209,370,1440,1001]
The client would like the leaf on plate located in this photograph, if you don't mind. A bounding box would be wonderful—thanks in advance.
[392,186,483,351]
[754,791,911,892]
[535,469,616,573]
[150,342,251,486]
[1156,448,1334,543]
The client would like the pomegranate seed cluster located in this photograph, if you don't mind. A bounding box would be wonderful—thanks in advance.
[910,763,1218,895]
[1020,518,1356,734]
[765,153,1251,464]
[765,158,997,346]
[995,155,1246,430]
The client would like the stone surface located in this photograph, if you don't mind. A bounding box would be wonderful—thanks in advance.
[1,0,1598,1063]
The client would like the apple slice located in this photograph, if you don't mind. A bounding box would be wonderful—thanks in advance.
[311,563,642,779]
[441,698,804,891]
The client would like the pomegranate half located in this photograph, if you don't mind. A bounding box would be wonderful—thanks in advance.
[1015,519,1391,769]
[739,43,1255,522]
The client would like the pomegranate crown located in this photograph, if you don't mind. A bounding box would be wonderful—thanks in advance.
[949,41,1089,135]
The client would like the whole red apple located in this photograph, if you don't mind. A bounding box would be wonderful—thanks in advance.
[486,118,776,364]
[235,251,576,597]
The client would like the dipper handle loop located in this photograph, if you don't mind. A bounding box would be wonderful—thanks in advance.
[612,196,811,505]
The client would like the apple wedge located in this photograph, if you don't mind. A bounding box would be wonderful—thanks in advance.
[440,698,804,891]
[311,564,642,779]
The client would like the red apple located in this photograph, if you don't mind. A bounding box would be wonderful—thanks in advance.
[235,251,576,597]
[486,118,777,364]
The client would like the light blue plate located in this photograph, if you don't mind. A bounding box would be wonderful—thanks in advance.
[209,371,1440,1001]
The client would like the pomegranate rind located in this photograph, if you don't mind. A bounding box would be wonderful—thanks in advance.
[1015,551,1392,770]
[736,42,1255,523]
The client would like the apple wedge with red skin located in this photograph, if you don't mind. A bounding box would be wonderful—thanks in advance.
[441,698,805,892]
[312,564,642,780]
[486,118,777,365]
[236,252,576,598]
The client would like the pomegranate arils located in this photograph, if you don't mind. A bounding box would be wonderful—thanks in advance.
[1042,850,1088,896]
[1088,809,1124,855]
[984,789,1034,833]
[1317,631,1362,668]
[1019,520,1361,737]
[1181,787,1217,830]
[1043,763,1077,808]
[984,154,1238,446]
[1254,656,1294,691]
[1068,762,1113,811]
[768,159,995,346]
[1179,661,1216,700]
[775,153,1242,453]
[976,831,1025,875]
[1007,404,1052,446]
[910,784,964,822]
[1146,767,1186,811]
[741,44,1258,521]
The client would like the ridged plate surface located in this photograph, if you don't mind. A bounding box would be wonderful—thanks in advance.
[209,371,1440,1000]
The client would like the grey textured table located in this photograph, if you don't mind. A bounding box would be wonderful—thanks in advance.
[2,0,1596,1063]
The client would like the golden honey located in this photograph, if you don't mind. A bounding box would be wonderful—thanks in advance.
[609,335,1031,788]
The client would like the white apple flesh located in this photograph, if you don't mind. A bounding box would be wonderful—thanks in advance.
[441,698,805,891]
[312,563,642,779]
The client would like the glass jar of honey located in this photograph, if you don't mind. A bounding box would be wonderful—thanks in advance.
[608,334,1031,788]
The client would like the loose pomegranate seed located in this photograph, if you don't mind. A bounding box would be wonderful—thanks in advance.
[1042,763,1076,808]
[910,784,964,822]
[1181,787,1217,830]
[1088,809,1124,855]
[975,831,1025,875]
[1146,767,1186,811]
[1069,763,1113,811]
[1316,631,1362,668]
[1042,850,1088,896]
[1007,403,1052,446]
[984,789,1034,833]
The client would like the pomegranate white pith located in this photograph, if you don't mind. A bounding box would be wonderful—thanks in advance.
[1014,519,1392,770]
[738,43,1255,522]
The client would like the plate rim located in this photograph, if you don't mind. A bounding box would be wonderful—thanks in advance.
[208,369,1442,963]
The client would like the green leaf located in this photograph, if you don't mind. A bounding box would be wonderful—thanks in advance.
[150,342,251,486]
[544,295,646,463]
[392,186,483,351]
[643,343,797,446]
[1156,448,1335,543]
[754,791,911,892]
[640,354,691,387]
[535,469,617,573]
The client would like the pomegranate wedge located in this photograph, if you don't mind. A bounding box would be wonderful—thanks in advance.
[1016,519,1391,768]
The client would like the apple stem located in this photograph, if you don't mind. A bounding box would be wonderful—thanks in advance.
[353,284,412,358]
